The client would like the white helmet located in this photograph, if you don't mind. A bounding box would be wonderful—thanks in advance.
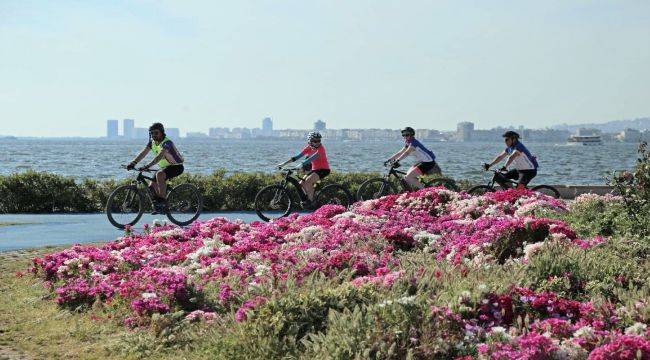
[307,131,322,142]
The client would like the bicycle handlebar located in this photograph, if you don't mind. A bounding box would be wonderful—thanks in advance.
[121,165,157,173]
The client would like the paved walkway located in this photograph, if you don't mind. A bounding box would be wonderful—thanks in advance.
[0,212,261,252]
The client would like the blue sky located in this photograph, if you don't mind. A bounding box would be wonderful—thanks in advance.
[1,0,649,137]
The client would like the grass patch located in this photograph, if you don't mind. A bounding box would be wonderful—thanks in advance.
[0,221,34,227]
[0,247,127,359]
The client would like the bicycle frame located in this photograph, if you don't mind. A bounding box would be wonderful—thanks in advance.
[487,170,523,189]
[277,168,310,202]
[384,164,413,191]
[127,169,161,206]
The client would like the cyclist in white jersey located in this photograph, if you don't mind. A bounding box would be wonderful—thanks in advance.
[385,127,441,190]
[483,131,538,189]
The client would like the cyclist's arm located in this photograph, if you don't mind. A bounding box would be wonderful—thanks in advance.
[486,151,508,168]
[278,152,305,167]
[395,145,415,162]
[301,152,319,166]
[130,146,150,165]
[142,149,167,169]
[387,148,407,162]
[503,150,521,168]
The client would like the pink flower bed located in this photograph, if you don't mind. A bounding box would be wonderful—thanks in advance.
[30,188,649,357]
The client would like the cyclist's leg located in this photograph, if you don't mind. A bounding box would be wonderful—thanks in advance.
[405,165,424,190]
[517,169,537,189]
[155,170,168,199]
[430,161,442,176]
[300,171,321,201]
[496,169,518,189]
[159,165,184,198]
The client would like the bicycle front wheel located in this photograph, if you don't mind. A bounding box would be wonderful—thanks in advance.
[356,178,396,201]
[467,185,495,196]
[166,183,203,226]
[315,184,353,209]
[255,185,292,222]
[106,185,145,229]
[531,185,561,199]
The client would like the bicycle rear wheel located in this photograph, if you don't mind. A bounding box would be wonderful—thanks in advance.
[255,185,292,222]
[425,178,460,192]
[166,183,203,226]
[106,185,144,229]
[467,185,495,196]
[531,185,561,199]
[315,184,353,209]
[356,178,397,201]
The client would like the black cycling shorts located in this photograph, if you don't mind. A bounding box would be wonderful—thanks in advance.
[414,161,441,175]
[308,169,330,179]
[163,164,184,180]
[503,169,537,186]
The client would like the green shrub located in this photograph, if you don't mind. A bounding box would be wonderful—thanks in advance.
[608,141,650,237]
[524,238,650,301]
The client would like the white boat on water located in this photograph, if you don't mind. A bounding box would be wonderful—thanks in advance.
[567,135,602,145]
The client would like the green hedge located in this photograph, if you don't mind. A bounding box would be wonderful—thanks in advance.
[0,170,392,213]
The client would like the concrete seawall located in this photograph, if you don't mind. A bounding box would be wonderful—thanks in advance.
[549,185,616,199]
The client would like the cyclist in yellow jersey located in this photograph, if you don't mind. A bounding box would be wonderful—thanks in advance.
[125,123,184,212]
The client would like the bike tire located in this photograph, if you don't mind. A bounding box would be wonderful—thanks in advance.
[356,178,397,201]
[255,185,292,222]
[315,184,353,209]
[531,185,561,199]
[467,185,495,196]
[426,178,460,192]
[166,183,203,226]
[106,184,145,229]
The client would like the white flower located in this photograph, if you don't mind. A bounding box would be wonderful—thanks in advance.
[625,322,647,336]
[487,326,512,341]
[396,295,416,305]
[141,292,158,299]
[573,326,594,338]
[255,265,270,276]
[524,242,545,260]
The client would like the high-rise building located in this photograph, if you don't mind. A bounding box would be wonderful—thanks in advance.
[262,117,273,136]
[209,127,229,138]
[107,120,119,138]
[314,120,326,131]
[456,122,474,142]
[123,119,135,139]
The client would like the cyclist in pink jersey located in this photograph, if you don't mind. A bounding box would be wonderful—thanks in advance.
[277,132,330,206]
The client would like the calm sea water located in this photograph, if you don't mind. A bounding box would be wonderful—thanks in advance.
[0,138,640,185]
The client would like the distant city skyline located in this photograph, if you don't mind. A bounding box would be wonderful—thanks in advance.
[1,1,649,137]
[96,117,649,143]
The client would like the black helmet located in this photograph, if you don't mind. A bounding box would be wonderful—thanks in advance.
[502,131,520,139]
[400,127,415,136]
[307,131,322,142]
[149,122,165,134]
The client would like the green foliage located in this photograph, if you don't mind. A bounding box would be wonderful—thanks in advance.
[524,238,650,302]
[0,170,381,213]
[562,196,634,237]
[608,141,650,236]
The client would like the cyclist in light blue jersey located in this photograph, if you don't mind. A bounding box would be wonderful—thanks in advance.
[385,127,441,190]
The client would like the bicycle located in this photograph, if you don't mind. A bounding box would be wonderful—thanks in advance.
[467,169,561,198]
[254,166,353,222]
[356,161,459,201]
[106,166,203,229]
